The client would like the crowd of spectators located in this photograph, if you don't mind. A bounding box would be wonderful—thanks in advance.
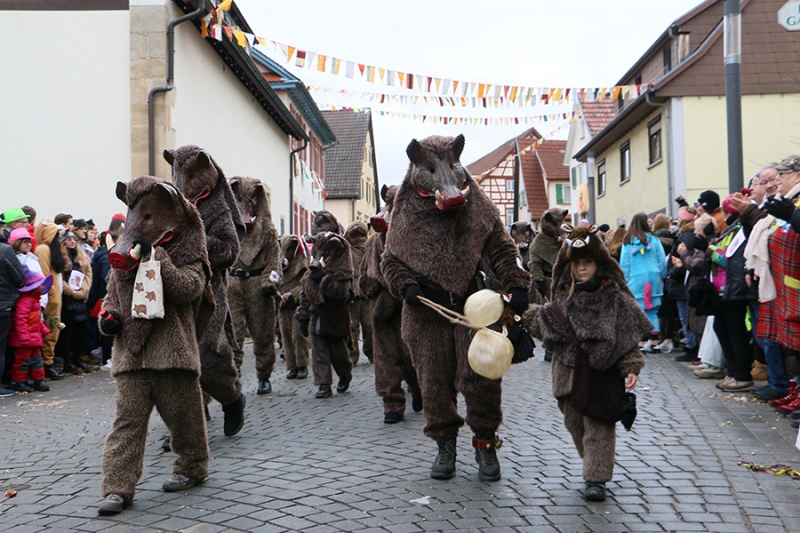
[0,207,123,397]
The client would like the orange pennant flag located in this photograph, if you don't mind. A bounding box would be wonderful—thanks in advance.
[317,54,326,71]
[398,72,405,85]
[218,0,232,11]
[478,83,486,99]
[612,86,621,100]
[223,26,234,41]
[286,46,295,61]
[452,80,459,95]
[358,64,366,76]
[255,36,266,46]
[200,18,208,38]
[233,29,246,47]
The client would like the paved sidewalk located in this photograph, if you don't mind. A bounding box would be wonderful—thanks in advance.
[0,344,798,533]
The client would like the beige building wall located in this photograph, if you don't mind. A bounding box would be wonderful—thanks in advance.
[594,109,668,227]
[2,9,130,226]
[323,199,351,230]
[682,94,800,204]
[352,153,377,223]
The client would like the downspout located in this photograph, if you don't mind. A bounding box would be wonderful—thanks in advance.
[646,90,673,218]
[147,0,207,176]
[289,138,308,234]
[512,137,520,224]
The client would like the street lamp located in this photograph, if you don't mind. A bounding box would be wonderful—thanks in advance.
[724,0,744,193]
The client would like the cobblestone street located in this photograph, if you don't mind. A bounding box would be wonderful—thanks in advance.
[1,343,798,533]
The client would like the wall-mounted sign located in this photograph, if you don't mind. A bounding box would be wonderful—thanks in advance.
[778,0,800,31]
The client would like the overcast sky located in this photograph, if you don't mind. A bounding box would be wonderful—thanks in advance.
[236,0,703,187]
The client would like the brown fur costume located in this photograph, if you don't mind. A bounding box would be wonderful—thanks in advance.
[33,220,64,368]
[165,146,244,407]
[345,220,373,364]
[524,224,649,484]
[382,134,531,443]
[278,235,310,372]
[227,177,281,382]
[529,208,567,299]
[100,177,213,505]
[295,232,353,388]
[359,186,421,417]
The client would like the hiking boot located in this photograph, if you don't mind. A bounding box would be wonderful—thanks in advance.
[44,365,65,381]
[31,380,50,392]
[286,369,299,379]
[769,383,798,407]
[9,381,32,393]
[336,374,352,393]
[296,367,308,379]
[412,396,424,413]
[431,437,457,479]
[162,473,202,492]
[222,393,246,436]
[585,482,607,502]
[473,435,502,481]
[257,380,272,395]
[98,493,128,515]
[315,384,332,398]
[777,396,800,413]
[384,411,403,424]
[718,379,754,392]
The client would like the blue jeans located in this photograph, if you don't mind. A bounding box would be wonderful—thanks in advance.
[757,337,790,393]
[676,299,697,349]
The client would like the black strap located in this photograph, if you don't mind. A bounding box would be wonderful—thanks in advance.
[230,267,264,279]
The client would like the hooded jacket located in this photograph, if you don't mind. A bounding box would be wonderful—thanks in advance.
[0,243,24,314]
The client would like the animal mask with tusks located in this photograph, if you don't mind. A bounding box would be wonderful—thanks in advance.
[406,134,470,211]
[561,223,598,249]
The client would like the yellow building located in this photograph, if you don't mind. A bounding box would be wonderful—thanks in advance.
[574,0,800,227]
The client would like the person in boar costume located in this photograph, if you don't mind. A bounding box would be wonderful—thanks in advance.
[523,224,650,502]
[295,231,354,399]
[344,220,373,364]
[382,134,531,481]
[529,207,567,361]
[359,185,422,424]
[227,177,281,395]
[164,146,246,437]
[97,177,215,515]
[277,234,310,380]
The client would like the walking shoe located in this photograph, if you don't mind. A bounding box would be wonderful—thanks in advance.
[675,346,699,362]
[31,380,50,392]
[585,482,607,502]
[44,365,65,380]
[792,419,799,429]
[286,369,299,379]
[718,379,754,392]
[412,396,424,413]
[383,411,403,424]
[543,351,552,362]
[473,435,502,482]
[257,380,272,395]
[101,360,112,371]
[751,384,772,395]
[162,473,202,492]
[296,367,308,379]
[97,493,129,515]
[9,381,32,393]
[694,366,726,379]
[160,436,171,452]
[755,387,790,402]
[716,376,735,389]
[777,396,800,413]
[0,387,15,398]
[687,360,704,368]
[769,383,798,407]
[792,410,800,420]
[431,437,457,479]
[336,374,352,393]
[657,339,674,353]
[315,384,332,398]
[639,340,654,353]
[222,393,246,436]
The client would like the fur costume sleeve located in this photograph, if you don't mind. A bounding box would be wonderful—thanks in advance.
[614,347,645,378]
[258,227,281,293]
[204,213,241,271]
[485,219,531,291]
[155,247,206,304]
[521,303,543,340]
[380,251,418,299]
[528,243,546,280]
[358,236,383,298]
[319,269,352,301]
[294,290,310,323]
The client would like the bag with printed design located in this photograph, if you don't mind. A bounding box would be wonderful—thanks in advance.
[131,255,164,319]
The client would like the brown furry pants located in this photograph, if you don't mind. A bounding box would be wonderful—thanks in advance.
[199,316,242,406]
[310,332,352,386]
[348,297,373,363]
[41,297,61,367]
[557,395,616,483]
[402,304,502,440]
[229,276,277,381]
[278,308,309,370]
[373,304,420,414]
[101,369,209,504]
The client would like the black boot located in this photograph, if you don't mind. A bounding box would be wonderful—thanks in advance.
[204,404,211,422]
[286,369,299,379]
[412,395,423,413]
[585,482,606,502]
[31,380,50,392]
[316,384,332,398]
[161,436,171,452]
[675,345,699,362]
[257,380,272,395]
[431,437,457,479]
[336,374,352,393]
[222,393,246,436]
[44,365,65,381]
[473,435,502,481]
[544,350,552,362]
[296,367,308,379]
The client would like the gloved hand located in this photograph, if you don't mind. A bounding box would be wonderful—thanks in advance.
[535,279,548,297]
[309,270,324,283]
[131,237,152,260]
[299,318,309,337]
[508,287,529,315]
[764,196,796,221]
[261,285,277,298]
[99,309,122,335]
[404,284,423,305]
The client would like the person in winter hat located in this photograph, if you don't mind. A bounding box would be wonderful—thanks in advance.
[9,229,48,309]
[524,224,651,502]
[8,267,52,392]
[696,190,727,233]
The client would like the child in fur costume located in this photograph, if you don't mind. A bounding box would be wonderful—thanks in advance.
[525,224,651,502]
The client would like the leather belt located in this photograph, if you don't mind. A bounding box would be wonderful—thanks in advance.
[230,267,264,279]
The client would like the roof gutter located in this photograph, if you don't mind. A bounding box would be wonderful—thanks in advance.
[147,0,207,176]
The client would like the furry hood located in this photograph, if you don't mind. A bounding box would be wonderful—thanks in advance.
[344,220,369,249]
[230,176,275,266]
[301,232,353,306]
[34,220,59,247]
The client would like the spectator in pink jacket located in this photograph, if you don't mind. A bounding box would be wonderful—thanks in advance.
[8,268,52,392]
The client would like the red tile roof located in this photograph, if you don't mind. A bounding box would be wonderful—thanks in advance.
[521,150,549,221]
[465,127,541,176]
[581,100,616,136]
[534,140,568,182]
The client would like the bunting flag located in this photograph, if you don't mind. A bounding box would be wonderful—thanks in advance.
[217,0,232,11]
